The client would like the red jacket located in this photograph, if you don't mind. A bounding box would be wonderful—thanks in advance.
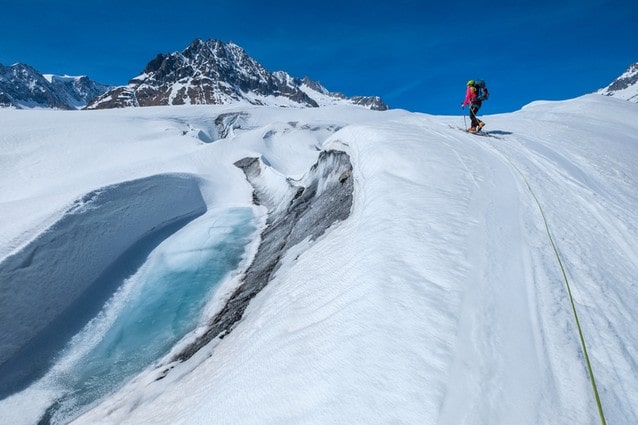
[461,86,477,107]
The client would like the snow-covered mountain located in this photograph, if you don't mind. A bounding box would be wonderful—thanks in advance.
[598,62,638,102]
[0,63,110,110]
[86,39,388,110]
[1,94,637,425]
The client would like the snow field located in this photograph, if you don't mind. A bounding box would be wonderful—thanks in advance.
[0,96,636,424]
[486,97,638,425]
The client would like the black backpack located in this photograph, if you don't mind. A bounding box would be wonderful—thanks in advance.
[474,80,489,101]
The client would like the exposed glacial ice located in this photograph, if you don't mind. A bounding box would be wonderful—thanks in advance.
[0,174,207,398]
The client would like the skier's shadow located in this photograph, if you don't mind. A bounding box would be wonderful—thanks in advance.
[488,130,513,136]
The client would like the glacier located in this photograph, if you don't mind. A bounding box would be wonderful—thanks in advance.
[0,174,207,396]
[0,96,637,425]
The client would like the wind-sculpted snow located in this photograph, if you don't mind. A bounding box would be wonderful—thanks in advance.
[0,174,206,398]
[175,150,353,362]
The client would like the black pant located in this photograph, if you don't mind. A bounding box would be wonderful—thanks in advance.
[470,102,482,128]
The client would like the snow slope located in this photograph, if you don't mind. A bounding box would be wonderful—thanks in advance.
[0,95,637,424]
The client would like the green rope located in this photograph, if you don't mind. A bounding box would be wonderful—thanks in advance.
[489,144,607,425]
[523,176,607,425]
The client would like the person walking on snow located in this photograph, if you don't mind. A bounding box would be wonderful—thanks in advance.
[461,80,485,133]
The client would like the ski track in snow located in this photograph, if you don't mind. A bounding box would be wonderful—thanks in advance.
[481,115,638,425]
[0,96,637,425]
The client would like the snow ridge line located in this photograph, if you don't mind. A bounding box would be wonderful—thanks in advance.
[172,150,354,363]
[485,141,608,425]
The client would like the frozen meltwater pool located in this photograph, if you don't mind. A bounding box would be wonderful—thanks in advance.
[1,207,257,425]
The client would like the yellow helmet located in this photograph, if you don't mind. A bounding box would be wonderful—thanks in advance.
[467,80,475,86]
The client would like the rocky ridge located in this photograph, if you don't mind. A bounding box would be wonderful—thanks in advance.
[86,39,388,111]
[598,62,638,102]
[174,149,354,363]
[0,63,110,109]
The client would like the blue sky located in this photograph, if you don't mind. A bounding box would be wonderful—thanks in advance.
[1,0,636,114]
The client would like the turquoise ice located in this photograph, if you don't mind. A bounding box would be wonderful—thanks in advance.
[46,207,256,422]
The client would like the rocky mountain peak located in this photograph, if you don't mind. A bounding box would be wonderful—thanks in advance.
[0,63,110,109]
[599,62,638,102]
[87,39,388,111]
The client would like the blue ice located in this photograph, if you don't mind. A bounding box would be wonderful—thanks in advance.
[43,207,256,423]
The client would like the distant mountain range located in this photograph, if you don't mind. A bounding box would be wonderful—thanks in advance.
[2,40,635,111]
[0,63,110,110]
[0,39,387,111]
[86,39,388,110]
[598,62,638,102]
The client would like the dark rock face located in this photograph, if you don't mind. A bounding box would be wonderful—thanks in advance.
[53,75,111,108]
[87,39,389,110]
[0,64,67,109]
[175,150,354,362]
[605,63,638,92]
[0,63,110,109]
[599,62,638,102]
[350,95,388,109]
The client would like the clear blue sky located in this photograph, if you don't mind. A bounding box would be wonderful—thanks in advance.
[1,0,636,114]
